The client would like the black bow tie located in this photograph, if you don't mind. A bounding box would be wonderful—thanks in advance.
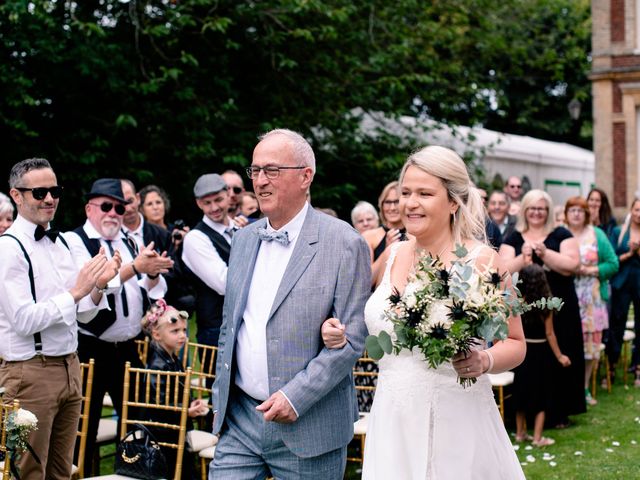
[34,225,59,242]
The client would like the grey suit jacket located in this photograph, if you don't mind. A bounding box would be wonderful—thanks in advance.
[212,206,371,457]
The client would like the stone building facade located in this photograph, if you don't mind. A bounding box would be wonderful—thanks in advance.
[592,0,640,215]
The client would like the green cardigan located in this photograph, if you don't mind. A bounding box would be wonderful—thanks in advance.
[595,226,619,302]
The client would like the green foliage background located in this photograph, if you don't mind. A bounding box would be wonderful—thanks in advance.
[0,0,591,227]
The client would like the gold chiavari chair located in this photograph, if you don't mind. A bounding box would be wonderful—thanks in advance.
[72,359,94,479]
[348,355,378,464]
[182,341,218,400]
[0,399,20,480]
[84,362,193,480]
[134,337,150,366]
[181,342,219,480]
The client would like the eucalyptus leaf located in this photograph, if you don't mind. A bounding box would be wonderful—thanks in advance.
[378,330,393,354]
[454,244,468,258]
[365,335,384,360]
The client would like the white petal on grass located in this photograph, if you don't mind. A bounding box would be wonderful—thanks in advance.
[549,461,557,467]
[631,440,637,445]
[575,451,583,456]
[521,462,528,466]
[525,455,536,463]
[525,445,533,451]
[606,448,614,453]
[513,445,520,451]
[612,441,620,446]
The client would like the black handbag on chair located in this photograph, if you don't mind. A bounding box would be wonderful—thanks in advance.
[115,423,169,480]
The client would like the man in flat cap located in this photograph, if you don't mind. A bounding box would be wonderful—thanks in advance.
[65,178,174,471]
[182,174,239,350]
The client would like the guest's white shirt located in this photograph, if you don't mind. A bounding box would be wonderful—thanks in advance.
[66,220,166,342]
[496,216,509,235]
[182,215,235,295]
[0,215,103,360]
[235,202,309,404]
[122,213,146,250]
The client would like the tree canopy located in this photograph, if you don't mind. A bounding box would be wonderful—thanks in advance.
[0,0,591,226]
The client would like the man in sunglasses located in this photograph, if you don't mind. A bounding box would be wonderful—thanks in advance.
[0,159,121,479]
[222,170,246,220]
[504,175,524,216]
[65,177,174,470]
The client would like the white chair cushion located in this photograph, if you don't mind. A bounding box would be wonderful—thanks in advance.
[488,371,515,387]
[96,418,118,443]
[186,430,218,452]
[103,393,114,408]
[354,413,369,435]
[199,445,216,459]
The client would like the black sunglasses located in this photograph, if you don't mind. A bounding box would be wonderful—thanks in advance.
[89,201,126,215]
[16,186,64,200]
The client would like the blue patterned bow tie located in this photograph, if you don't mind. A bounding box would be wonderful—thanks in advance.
[257,227,290,246]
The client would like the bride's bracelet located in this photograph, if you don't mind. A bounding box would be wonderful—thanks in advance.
[483,349,495,374]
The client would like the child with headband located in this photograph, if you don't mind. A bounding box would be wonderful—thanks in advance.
[141,299,208,478]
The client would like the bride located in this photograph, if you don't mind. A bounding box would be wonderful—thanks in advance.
[324,146,526,479]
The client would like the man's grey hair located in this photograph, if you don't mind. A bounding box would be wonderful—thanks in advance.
[9,158,52,188]
[259,129,316,174]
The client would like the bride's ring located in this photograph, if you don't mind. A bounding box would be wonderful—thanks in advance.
[465,367,470,373]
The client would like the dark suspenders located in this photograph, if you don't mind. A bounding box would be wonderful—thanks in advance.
[1,233,69,354]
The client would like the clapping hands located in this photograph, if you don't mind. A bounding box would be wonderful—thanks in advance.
[134,242,174,277]
[71,246,121,302]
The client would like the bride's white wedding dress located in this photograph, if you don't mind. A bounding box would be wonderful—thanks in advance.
[362,243,525,480]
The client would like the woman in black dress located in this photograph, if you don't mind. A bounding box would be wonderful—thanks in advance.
[513,264,571,446]
[499,189,585,428]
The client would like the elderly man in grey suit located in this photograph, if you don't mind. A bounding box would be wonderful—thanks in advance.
[210,129,371,479]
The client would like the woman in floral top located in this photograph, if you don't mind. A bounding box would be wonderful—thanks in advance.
[565,197,619,404]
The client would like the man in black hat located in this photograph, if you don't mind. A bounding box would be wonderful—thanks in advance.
[66,178,174,471]
[0,160,121,479]
[182,174,238,349]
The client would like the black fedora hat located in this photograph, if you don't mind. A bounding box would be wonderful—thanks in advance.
[85,178,130,204]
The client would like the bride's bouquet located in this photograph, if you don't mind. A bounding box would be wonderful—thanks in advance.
[365,245,563,387]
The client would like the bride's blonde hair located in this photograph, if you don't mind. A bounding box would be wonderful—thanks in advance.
[399,145,487,246]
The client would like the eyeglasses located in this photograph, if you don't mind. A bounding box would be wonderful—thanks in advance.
[246,165,306,180]
[527,207,548,213]
[567,207,586,215]
[508,185,522,189]
[231,186,243,195]
[16,186,64,200]
[383,200,400,206]
[89,201,126,215]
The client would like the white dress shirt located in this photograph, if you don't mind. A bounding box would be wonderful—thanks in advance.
[0,215,102,360]
[235,202,309,402]
[66,220,167,342]
[182,216,235,295]
[122,213,146,250]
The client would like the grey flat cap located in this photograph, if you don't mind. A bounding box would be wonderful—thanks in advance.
[194,173,227,198]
